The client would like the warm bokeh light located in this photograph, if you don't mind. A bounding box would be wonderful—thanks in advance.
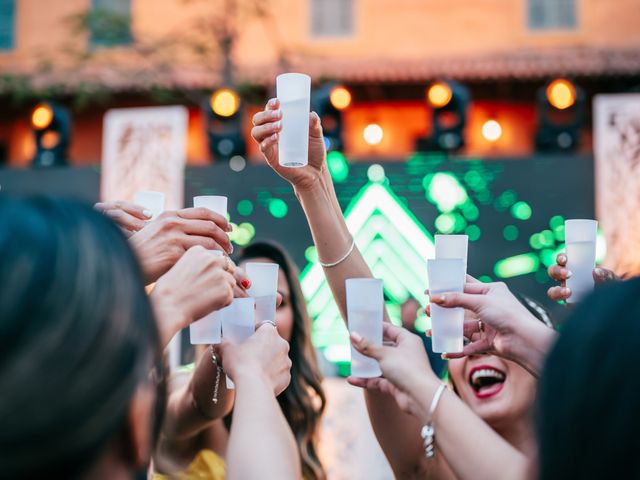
[546,79,576,110]
[31,103,54,130]
[40,131,61,149]
[363,123,383,145]
[210,88,240,117]
[330,86,352,110]
[427,82,453,108]
[482,119,503,142]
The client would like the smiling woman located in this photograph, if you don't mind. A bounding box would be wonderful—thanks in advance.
[447,293,552,453]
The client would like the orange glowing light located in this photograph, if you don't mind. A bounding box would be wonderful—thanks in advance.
[330,86,352,110]
[427,82,453,108]
[210,88,240,117]
[31,104,54,130]
[546,79,576,110]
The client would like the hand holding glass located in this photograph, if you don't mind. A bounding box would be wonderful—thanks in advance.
[221,297,256,389]
[564,219,598,304]
[276,73,311,168]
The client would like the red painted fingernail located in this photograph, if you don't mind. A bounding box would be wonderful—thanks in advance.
[241,279,251,289]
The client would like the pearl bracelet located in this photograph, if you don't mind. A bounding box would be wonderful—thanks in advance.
[420,383,447,458]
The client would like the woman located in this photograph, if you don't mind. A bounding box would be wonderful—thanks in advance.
[0,196,299,480]
[538,278,640,479]
[251,98,546,479]
[155,241,326,480]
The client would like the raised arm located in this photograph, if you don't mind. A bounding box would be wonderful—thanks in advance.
[251,99,426,476]
[218,324,300,480]
[350,324,532,480]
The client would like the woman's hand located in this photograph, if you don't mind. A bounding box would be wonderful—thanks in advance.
[428,279,556,376]
[547,253,618,302]
[130,208,233,283]
[151,246,237,349]
[216,323,292,396]
[94,200,151,237]
[251,98,328,192]
[348,323,439,418]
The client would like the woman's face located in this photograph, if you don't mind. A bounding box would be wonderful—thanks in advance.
[447,353,536,428]
[240,257,294,342]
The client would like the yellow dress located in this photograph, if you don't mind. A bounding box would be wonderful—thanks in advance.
[153,449,226,480]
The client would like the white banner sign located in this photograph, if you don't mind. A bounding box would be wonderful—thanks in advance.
[100,106,188,210]
[594,94,640,276]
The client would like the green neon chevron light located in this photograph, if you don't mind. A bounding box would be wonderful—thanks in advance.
[301,179,436,359]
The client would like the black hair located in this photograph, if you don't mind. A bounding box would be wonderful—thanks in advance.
[0,196,160,479]
[538,277,640,479]
[238,241,327,480]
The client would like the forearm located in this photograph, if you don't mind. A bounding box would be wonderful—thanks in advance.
[411,378,530,480]
[295,180,373,320]
[504,320,558,377]
[226,374,300,480]
[149,289,188,351]
[162,350,234,440]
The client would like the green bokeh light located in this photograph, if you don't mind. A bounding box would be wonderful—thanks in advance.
[530,233,543,250]
[553,225,565,242]
[503,225,519,241]
[268,198,288,218]
[435,213,456,233]
[494,253,540,278]
[237,199,253,216]
[327,151,349,182]
[478,275,492,283]
[539,230,555,247]
[305,245,318,263]
[465,224,481,241]
[453,213,467,233]
[511,201,532,220]
[229,222,256,246]
[425,172,469,212]
[367,164,386,183]
[549,215,564,230]
[462,203,480,221]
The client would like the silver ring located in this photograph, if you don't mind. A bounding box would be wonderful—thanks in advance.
[258,320,277,329]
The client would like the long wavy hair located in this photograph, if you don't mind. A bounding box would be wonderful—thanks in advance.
[239,241,327,480]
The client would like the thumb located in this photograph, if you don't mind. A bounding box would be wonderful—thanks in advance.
[350,332,384,361]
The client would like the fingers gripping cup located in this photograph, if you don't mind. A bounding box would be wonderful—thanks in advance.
[427,259,465,354]
[565,219,598,304]
[134,191,165,219]
[346,278,383,378]
[189,250,225,345]
[276,73,311,168]
[221,297,256,389]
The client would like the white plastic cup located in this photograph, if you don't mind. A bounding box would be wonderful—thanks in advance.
[189,250,225,344]
[276,73,311,168]
[346,278,383,378]
[435,234,469,274]
[245,262,279,325]
[134,191,165,219]
[194,195,228,216]
[427,258,465,353]
[220,297,256,389]
[565,219,598,304]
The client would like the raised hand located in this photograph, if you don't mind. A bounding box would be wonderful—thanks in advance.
[348,323,438,417]
[216,323,292,396]
[151,245,237,348]
[94,200,151,237]
[547,253,618,302]
[251,98,327,192]
[130,207,233,283]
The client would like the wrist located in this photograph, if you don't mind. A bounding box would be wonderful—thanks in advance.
[150,286,190,348]
[503,316,557,376]
[293,170,325,197]
[407,373,442,420]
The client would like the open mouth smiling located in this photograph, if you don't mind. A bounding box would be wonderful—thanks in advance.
[468,365,506,399]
